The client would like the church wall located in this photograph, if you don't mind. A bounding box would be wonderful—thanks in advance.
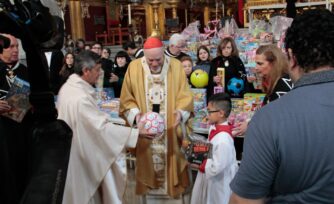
[83,5,106,41]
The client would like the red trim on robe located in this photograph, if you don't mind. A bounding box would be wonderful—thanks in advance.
[208,124,233,141]
[200,124,233,173]
[199,159,207,173]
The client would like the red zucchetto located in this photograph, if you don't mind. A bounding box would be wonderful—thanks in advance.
[143,37,163,49]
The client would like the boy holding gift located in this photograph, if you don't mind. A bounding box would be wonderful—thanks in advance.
[190,93,238,204]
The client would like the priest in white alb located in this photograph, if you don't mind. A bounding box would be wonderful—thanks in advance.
[57,50,154,204]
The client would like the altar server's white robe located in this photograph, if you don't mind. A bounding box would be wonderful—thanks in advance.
[191,123,238,204]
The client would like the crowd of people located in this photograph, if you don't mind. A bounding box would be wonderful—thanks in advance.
[1,8,334,204]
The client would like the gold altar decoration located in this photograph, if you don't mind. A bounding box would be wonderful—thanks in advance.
[150,0,162,37]
[81,0,90,18]
[168,0,180,19]
[245,0,283,7]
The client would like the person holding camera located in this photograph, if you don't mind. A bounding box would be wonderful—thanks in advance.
[0,33,31,203]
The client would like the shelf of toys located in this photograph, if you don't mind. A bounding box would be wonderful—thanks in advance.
[182,10,296,86]
[244,0,332,27]
[191,88,265,136]
[180,16,293,136]
[180,18,239,63]
[96,88,126,125]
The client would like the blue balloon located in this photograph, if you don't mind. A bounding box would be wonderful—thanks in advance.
[227,77,244,95]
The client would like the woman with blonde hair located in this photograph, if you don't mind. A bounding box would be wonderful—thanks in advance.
[233,44,293,136]
[255,44,293,104]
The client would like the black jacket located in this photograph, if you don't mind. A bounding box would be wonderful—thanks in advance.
[0,60,29,99]
[45,50,64,94]
[164,47,189,60]
[207,55,254,99]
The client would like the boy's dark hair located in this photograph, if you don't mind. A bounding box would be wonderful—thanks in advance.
[285,9,334,72]
[122,41,137,50]
[208,93,232,118]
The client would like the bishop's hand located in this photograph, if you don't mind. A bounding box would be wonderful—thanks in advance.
[137,120,158,140]
[173,110,182,128]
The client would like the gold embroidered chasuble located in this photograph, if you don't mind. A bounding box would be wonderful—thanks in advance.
[120,56,193,197]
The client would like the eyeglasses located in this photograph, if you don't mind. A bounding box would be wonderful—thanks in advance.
[207,110,220,114]
[92,46,101,49]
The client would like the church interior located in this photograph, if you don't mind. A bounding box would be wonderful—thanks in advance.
[59,0,333,45]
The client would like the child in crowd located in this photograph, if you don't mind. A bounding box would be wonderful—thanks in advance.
[194,45,212,74]
[101,48,111,60]
[180,56,194,87]
[190,93,238,204]
[111,51,132,97]
[84,44,91,50]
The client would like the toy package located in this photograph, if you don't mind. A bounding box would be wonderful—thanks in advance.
[186,40,199,62]
[216,67,225,87]
[191,88,209,129]
[243,93,266,117]
[2,77,31,122]
[181,20,201,41]
[218,18,239,39]
[245,66,262,90]
[269,16,293,42]
[183,132,213,165]
[95,88,115,102]
[98,98,120,118]
[237,40,261,90]
[191,88,207,104]
[228,98,249,128]
[193,109,209,129]
[249,19,271,38]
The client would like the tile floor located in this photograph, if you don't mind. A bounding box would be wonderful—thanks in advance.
[124,161,192,204]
